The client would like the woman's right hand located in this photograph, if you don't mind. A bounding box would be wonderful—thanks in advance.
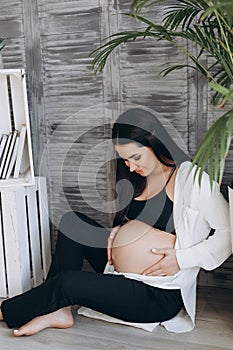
[107,226,121,265]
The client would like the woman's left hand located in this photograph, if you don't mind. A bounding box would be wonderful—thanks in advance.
[142,248,180,276]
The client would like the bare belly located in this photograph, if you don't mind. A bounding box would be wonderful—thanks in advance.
[112,220,176,274]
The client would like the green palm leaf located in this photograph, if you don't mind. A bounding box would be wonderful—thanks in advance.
[130,0,164,15]
[160,63,198,76]
[163,0,208,31]
[191,109,233,186]
[90,30,166,73]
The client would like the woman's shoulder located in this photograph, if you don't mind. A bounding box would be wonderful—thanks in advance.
[176,161,193,183]
[177,161,194,174]
[177,161,210,183]
[177,161,220,195]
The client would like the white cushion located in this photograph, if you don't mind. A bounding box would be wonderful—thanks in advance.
[77,307,159,332]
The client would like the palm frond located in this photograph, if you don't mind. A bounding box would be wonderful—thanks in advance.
[208,81,233,100]
[211,76,232,106]
[209,81,233,108]
[130,0,164,15]
[90,30,164,73]
[201,0,233,29]
[91,3,232,104]
[160,63,198,76]
[125,13,173,40]
[191,109,233,186]
[163,0,208,31]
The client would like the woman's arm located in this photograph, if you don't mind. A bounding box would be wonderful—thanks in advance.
[144,170,232,276]
[107,226,121,265]
[176,178,232,270]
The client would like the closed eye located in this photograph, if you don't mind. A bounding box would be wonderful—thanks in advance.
[122,154,141,164]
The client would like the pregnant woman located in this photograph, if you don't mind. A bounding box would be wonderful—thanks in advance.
[0,108,231,336]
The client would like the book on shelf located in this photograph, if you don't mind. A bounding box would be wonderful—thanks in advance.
[1,129,18,179]
[0,131,14,178]
[0,125,29,181]
[0,134,9,161]
[4,136,19,179]
[13,125,27,179]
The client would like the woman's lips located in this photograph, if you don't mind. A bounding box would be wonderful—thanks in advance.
[135,169,144,175]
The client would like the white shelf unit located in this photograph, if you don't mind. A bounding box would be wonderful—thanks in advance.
[0,177,51,298]
[0,69,51,298]
[0,69,34,186]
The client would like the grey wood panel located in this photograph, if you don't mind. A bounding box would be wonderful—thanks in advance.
[0,38,25,68]
[0,0,232,287]
[36,1,113,234]
[0,0,25,68]
[117,0,190,151]
[21,0,46,179]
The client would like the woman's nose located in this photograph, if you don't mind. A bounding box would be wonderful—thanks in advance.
[129,161,137,172]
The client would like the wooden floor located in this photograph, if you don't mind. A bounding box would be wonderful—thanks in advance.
[0,286,232,350]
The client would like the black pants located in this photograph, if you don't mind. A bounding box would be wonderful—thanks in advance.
[1,212,183,329]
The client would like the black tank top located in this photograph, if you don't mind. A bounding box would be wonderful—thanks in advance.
[125,167,176,235]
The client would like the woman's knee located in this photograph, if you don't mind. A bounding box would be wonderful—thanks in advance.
[58,211,89,243]
[59,211,99,236]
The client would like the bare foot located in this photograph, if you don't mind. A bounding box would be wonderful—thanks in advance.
[0,309,3,321]
[13,306,74,336]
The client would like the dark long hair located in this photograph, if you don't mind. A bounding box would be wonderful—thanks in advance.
[112,108,190,227]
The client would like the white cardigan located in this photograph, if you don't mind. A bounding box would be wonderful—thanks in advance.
[79,161,232,332]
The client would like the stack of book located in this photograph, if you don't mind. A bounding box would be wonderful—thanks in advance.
[0,125,27,180]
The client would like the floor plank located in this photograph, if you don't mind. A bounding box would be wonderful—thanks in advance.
[1,286,233,350]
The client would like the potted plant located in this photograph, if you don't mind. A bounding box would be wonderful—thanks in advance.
[91,0,233,186]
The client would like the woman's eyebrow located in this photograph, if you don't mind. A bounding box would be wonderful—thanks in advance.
[124,153,140,160]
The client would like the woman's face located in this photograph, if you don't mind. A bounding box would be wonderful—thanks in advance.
[115,142,160,177]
